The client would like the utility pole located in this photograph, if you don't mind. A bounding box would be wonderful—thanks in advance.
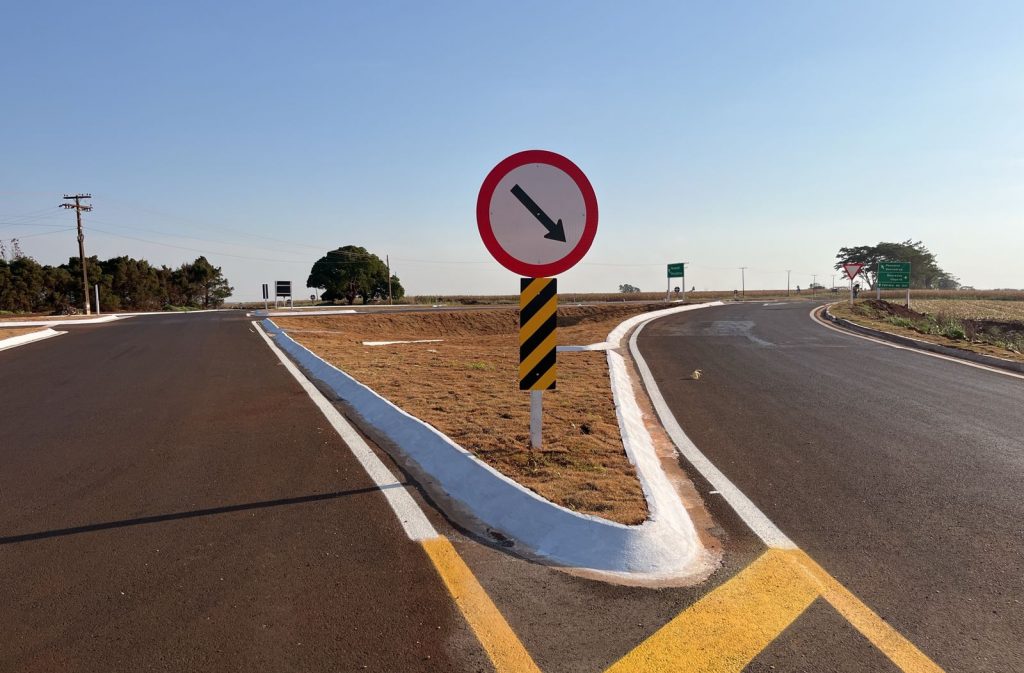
[386,255,393,305]
[60,194,93,315]
[812,274,817,299]
[740,267,747,298]
[786,270,791,297]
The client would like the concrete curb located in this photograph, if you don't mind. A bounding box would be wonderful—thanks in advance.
[0,315,124,328]
[0,328,66,351]
[260,302,723,580]
[821,304,1024,374]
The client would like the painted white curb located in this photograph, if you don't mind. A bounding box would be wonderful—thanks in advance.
[0,315,125,328]
[260,301,724,578]
[0,328,66,351]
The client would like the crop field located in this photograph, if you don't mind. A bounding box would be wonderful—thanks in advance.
[909,299,1024,322]
[274,304,668,524]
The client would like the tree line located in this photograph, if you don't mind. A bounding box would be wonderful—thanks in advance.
[0,241,233,313]
[835,240,960,290]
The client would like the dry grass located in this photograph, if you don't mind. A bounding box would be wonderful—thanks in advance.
[830,300,1024,363]
[909,299,1024,322]
[275,304,667,524]
[0,326,48,339]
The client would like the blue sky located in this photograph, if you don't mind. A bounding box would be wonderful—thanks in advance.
[2,2,1021,299]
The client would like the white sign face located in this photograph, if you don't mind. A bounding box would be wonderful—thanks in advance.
[477,150,598,277]
[487,163,587,267]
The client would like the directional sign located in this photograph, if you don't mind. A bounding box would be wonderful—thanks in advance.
[667,263,685,278]
[842,263,864,280]
[477,150,598,277]
[262,283,269,300]
[877,261,911,289]
[275,280,291,297]
[519,277,557,390]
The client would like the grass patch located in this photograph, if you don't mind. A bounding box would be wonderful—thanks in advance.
[831,300,1024,360]
[0,326,49,339]
[275,304,668,524]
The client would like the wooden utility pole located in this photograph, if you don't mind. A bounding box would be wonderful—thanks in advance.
[386,255,393,305]
[60,194,93,315]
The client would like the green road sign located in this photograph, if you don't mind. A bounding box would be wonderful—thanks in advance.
[667,263,685,278]
[877,261,910,289]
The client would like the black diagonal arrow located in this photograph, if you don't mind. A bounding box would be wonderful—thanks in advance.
[510,184,566,242]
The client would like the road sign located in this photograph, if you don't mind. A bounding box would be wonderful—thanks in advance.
[667,263,685,278]
[519,278,557,391]
[262,283,268,300]
[842,263,864,280]
[877,261,911,289]
[477,150,598,277]
[275,281,291,297]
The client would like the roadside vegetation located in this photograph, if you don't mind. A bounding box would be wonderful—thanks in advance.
[0,239,232,314]
[275,304,667,524]
[0,326,49,339]
[831,299,1024,361]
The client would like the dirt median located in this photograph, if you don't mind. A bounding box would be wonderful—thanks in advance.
[275,304,669,525]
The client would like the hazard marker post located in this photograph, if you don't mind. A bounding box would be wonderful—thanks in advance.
[477,150,598,450]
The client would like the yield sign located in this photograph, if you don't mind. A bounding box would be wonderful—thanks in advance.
[843,263,864,280]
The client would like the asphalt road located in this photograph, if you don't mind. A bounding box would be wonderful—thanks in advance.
[0,313,488,672]
[637,300,1024,673]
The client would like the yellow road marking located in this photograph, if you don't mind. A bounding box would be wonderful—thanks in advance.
[605,549,818,673]
[786,550,945,673]
[422,536,542,673]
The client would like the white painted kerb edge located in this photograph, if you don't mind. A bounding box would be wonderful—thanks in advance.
[260,310,721,578]
[0,328,66,351]
[254,322,438,542]
[628,312,797,549]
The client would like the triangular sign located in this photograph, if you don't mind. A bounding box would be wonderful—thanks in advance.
[843,263,864,280]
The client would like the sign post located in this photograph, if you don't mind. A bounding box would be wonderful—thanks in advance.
[477,150,598,450]
[667,262,685,302]
[842,263,864,305]
[275,280,292,308]
[877,261,911,308]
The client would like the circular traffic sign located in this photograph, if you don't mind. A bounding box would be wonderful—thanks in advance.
[476,150,598,277]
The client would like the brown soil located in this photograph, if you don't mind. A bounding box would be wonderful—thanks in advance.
[830,300,1024,363]
[275,304,668,524]
[0,327,49,339]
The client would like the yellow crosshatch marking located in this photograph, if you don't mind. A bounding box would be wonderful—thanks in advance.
[423,534,945,673]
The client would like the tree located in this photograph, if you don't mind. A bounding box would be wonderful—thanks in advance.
[618,283,641,293]
[178,256,233,308]
[307,246,401,304]
[834,240,959,290]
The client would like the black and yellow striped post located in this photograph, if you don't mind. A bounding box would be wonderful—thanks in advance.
[520,277,556,449]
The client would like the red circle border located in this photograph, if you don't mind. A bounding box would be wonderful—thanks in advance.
[476,150,598,277]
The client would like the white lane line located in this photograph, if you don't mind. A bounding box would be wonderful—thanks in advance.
[811,306,1024,382]
[629,319,797,550]
[254,321,439,541]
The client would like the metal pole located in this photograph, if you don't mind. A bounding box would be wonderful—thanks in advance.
[740,267,746,298]
[666,274,670,302]
[812,275,817,299]
[387,255,393,305]
[681,273,686,304]
[849,277,854,305]
[907,286,911,309]
[530,390,543,450]
[787,270,791,297]
[94,284,100,315]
